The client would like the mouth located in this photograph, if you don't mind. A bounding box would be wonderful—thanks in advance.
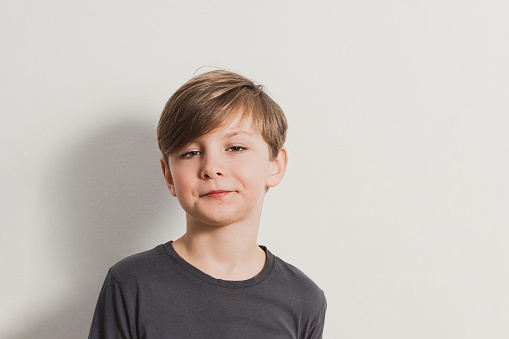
[201,190,232,199]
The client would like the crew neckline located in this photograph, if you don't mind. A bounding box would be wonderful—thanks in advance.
[162,241,274,289]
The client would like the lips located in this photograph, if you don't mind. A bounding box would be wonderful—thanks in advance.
[201,190,232,199]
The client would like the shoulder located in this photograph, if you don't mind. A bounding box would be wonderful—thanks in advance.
[108,243,169,285]
[265,252,327,335]
[270,253,327,310]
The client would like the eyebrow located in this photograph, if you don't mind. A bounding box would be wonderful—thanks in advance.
[224,130,254,138]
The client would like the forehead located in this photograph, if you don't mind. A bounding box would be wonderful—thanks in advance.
[198,115,261,141]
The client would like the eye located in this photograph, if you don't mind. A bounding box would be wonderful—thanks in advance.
[227,146,246,153]
[181,150,201,158]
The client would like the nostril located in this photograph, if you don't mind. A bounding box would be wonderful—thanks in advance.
[203,172,222,179]
[202,166,224,178]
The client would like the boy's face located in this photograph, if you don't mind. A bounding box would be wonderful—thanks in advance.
[161,115,287,227]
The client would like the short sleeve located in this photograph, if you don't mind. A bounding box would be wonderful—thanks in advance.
[307,296,327,339]
[89,270,133,339]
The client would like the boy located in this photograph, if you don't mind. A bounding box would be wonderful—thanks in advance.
[89,70,326,338]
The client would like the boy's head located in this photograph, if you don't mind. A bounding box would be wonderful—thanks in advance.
[157,70,287,166]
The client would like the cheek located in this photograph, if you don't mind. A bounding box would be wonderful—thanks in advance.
[174,177,190,192]
[238,160,271,187]
[171,168,193,194]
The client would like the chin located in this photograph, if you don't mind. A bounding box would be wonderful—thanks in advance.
[198,215,242,227]
[185,202,262,228]
[187,210,250,227]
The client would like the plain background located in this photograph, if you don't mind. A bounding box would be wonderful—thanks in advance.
[1,1,508,338]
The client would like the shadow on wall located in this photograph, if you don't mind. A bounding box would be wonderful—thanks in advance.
[11,119,179,338]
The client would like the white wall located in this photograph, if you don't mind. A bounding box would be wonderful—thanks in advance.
[1,1,508,338]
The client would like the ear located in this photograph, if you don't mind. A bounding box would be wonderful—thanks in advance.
[266,147,288,188]
[160,157,177,197]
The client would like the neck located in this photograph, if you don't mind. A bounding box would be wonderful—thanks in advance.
[172,218,266,281]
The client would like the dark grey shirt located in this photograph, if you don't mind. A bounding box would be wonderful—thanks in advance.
[89,242,326,338]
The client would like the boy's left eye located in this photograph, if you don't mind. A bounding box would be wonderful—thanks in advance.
[227,146,246,152]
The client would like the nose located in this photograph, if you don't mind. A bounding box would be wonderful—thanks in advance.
[200,152,225,179]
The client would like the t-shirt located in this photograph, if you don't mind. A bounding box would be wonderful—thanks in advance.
[89,241,326,338]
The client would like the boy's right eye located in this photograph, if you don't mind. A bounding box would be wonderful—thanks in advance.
[181,151,200,158]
